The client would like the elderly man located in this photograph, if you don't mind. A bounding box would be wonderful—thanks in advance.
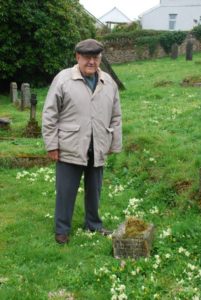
[42,39,122,244]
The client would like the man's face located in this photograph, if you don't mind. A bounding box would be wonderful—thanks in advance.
[76,53,102,76]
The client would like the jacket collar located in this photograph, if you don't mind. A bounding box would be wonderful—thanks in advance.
[72,64,105,83]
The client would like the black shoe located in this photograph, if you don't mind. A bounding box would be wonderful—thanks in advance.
[55,234,69,244]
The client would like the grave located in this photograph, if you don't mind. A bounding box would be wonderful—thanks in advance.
[171,43,178,59]
[21,83,31,110]
[24,94,41,137]
[186,34,194,61]
[112,217,155,259]
[0,118,11,130]
[10,82,19,105]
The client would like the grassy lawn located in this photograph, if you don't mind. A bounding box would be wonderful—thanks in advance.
[0,53,201,299]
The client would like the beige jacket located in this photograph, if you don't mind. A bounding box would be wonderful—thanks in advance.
[42,65,122,167]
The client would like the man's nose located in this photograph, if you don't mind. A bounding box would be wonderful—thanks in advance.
[88,57,96,63]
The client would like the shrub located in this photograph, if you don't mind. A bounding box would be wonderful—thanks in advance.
[135,36,160,56]
[192,24,201,41]
[159,31,187,54]
[0,0,95,90]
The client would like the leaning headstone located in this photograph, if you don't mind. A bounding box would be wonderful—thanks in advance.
[112,218,154,260]
[171,43,178,59]
[186,34,194,61]
[21,83,31,110]
[101,54,125,90]
[10,82,18,104]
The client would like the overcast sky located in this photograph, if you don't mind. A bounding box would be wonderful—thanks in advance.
[79,0,160,21]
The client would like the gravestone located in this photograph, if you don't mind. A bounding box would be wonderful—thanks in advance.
[21,83,31,110]
[24,94,41,137]
[186,34,194,61]
[171,43,178,59]
[101,54,125,90]
[0,118,11,130]
[30,93,37,121]
[10,82,18,104]
[112,221,154,259]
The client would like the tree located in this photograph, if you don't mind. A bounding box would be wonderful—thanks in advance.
[0,0,95,90]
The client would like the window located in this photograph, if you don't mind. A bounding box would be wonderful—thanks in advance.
[169,14,177,30]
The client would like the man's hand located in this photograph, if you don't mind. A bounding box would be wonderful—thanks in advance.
[48,149,59,161]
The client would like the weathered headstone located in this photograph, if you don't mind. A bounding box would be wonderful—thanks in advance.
[112,222,154,259]
[10,82,18,104]
[186,34,194,61]
[24,94,41,137]
[30,93,37,121]
[21,83,31,110]
[171,43,178,59]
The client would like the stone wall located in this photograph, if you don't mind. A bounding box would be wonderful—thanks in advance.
[104,37,201,64]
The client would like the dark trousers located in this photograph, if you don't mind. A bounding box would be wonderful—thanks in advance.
[55,153,103,235]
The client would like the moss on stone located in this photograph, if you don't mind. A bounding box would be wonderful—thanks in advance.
[123,217,148,238]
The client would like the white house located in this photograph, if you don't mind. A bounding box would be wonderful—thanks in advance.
[140,0,201,31]
[99,7,131,28]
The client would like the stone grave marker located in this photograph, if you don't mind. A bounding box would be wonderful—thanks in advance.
[10,82,18,104]
[186,34,194,61]
[0,118,11,130]
[24,94,41,137]
[171,43,178,59]
[21,83,31,110]
[112,218,155,259]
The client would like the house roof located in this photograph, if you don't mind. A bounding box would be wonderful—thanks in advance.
[139,0,201,17]
[84,8,105,28]
[139,5,160,18]
[99,7,131,24]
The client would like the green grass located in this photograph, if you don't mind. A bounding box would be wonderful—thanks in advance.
[0,53,201,299]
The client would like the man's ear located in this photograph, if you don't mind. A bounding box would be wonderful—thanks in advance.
[75,53,80,62]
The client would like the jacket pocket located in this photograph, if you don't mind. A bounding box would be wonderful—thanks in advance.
[104,127,113,153]
[58,124,80,154]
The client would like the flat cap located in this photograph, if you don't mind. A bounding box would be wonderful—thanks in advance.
[75,39,103,54]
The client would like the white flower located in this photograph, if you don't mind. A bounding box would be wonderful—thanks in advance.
[187,263,197,271]
[111,288,116,294]
[178,247,185,253]
[184,250,190,257]
[149,206,159,214]
[110,274,117,282]
[192,296,200,300]
[165,253,171,259]
[118,293,128,300]
[118,285,126,293]
[149,157,156,163]
[159,228,172,238]
[45,213,53,219]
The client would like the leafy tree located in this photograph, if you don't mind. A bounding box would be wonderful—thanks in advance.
[0,0,95,90]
